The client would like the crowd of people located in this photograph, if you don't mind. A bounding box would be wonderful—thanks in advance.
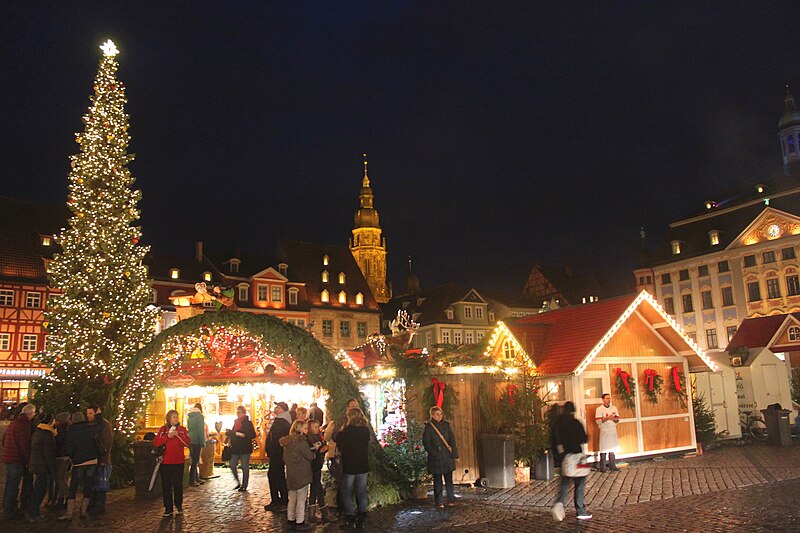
[2,402,113,522]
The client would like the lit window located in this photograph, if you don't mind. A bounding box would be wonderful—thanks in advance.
[25,292,41,308]
[272,286,282,302]
[323,255,329,266]
[338,291,347,304]
[238,285,249,302]
[671,241,681,255]
[288,288,298,305]
[321,289,329,303]
[464,306,472,319]
[0,334,9,350]
[21,334,37,352]
[339,272,346,284]
[203,271,212,282]
[257,286,268,301]
[355,292,363,305]
[709,230,720,246]
[41,236,52,246]
[170,268,180,279]
[322,271,329,283]
[502,340,516,360]
[445,309,454,320]
[0,290,14,306]
[44,259,53,274]
[789,326,800,342]
[475,307,484,319]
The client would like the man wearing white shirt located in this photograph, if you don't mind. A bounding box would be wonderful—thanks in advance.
[595,393,620,472]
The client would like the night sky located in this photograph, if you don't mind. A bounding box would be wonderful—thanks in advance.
[1,3,798,295]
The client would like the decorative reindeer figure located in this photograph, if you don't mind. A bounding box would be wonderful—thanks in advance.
[383,310,420,362]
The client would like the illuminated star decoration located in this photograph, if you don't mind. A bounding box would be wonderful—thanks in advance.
[100,39,119,57]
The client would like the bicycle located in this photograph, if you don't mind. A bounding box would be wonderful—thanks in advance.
[739,410,768,442]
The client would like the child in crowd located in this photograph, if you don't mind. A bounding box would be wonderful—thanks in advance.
[306,418,337,523]
[280,420,314,531]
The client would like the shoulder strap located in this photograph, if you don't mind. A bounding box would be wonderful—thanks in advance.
[429,422,452,454]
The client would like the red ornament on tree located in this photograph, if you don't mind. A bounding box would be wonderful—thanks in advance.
[132,237,139,244]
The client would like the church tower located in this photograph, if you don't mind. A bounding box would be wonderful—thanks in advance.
[350,154,391,303]
[779,86,800,176]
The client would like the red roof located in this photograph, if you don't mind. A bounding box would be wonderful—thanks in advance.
[508,294,639,375]
[727,313,800,350]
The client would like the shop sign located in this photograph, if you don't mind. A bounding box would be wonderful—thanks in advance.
[165,374,195,386]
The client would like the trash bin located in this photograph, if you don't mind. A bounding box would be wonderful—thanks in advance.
[131,440,161,498]
[761,407,792,447]
[478,434,516,488]
[533,449,555,481]
[200,438,217,479]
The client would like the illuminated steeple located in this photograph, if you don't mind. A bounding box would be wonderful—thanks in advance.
[779,85,800,176]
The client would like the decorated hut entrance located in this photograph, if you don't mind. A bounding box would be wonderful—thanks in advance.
[116,310,363,461]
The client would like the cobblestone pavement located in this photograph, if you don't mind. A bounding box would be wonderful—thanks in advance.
[4,442,800,532]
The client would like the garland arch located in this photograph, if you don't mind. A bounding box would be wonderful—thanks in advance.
[116,311,363,435]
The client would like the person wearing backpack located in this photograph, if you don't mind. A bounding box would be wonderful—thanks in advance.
[228,405,256,492]
[422,406,459,509]
[153,410,191,517]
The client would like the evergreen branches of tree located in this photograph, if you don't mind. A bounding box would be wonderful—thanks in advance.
[692,392,718,448]
[497,365,550,466]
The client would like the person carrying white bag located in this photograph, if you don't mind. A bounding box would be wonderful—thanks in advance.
[550,402,592,522]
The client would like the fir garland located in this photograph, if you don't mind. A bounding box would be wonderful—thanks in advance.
[642,369,664,404]
[615,367,637,410]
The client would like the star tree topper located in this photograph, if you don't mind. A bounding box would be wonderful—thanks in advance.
[100,39,119,57]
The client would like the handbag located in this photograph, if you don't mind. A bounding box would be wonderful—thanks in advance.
[151,443,166,457]
[561,453,591,478]
[94,464,112,492]
[221,445,232,462]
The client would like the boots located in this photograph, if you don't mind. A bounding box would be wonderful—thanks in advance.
[321,506,340,522]
[355,512,367,530]
[80,498,91,518]
[57,499,75,521]
[307,504,322,523]
[340,515,356,529]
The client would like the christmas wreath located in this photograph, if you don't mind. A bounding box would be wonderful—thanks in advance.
[671,367,688,409]
[642,368,663,404]
[615,367,637,410]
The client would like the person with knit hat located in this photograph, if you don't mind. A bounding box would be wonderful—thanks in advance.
[27,413,56,522]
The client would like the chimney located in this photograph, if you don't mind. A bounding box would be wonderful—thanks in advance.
[195,241,203,262]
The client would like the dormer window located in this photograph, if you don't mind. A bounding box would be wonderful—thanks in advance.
[278,263,288,277]
[338,272,346,284]
[323,255,329,266]
[238,284,249,302]
[203,271,212,282]
[790,326,800,342]
[322,270,329,283]
[288,288,299,305]
[445,309,454,320]
[321,289,329,303]
[671,241,681,255]
[709,230,720,246]
[355,292,363,305]
[41,236,52,247]
[170,268,180,280]
[229,259,240,274]
[338,291,347,304]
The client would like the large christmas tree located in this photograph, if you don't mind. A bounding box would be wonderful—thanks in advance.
[35,40,159,413]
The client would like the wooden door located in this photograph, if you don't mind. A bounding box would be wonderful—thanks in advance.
[580,372,610,453]
[708,372,729,435]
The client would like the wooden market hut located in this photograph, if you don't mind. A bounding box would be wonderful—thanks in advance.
[485,291,717,460]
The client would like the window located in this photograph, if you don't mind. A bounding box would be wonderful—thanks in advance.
[721,286,734,306]
[0,290,13,306]
[718,260,730,273]
[288,289,298,305]
[701,290,713,309]
[767,278,781,299]
[709,230,720,246]
[322,320,333,337]
[743,255,756,267]
[170,268,180,279]
[790,135,796,153]
[21,334,37,352]
[465,330,474,344]
[679,269,690,281]
[41,235,52,246]
[257,286,268,301]
[747,281,761,302]
[682,294,694,313]
[338,291,347,304]
[340,321,351,337]
[323,255,329,266]
[272,286,282,302]
[646,276,652,284]
[488,311,495,322]
[238,285,249,302]
[355,292,363,305]
[475,307,484,319]
[229,260,239,273]
[295,319,306,328]
[502,340,516,360]
[357,322,367,338]
[464,306,472,319]
[687,331,697,343]
[788,275,800,296]
[789,326,800,342]
[706,329,718,350]
[476,330,485,340]
[151,288,158,304]
[0,334,9,350]
[727,326,738,342]
[321,271,329,283]
[664,297,675,315]
[698,265,709,277]
[763,251,776,264]
[445,309,454,320]
[321,289,329,303]
[203,271,212,282]
[25,292,41,308]
[671,240,681,255]
[453,330,462,345]
[441,330,450,344]
[425,332,432,346]
[661,273,671,285]
[783,247,796,260]
[338,272,346,284]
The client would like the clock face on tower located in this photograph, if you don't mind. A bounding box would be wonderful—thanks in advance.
[767,224,782,239]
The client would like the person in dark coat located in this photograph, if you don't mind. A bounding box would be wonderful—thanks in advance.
[551,402,591,522]
[308,402,324,426]
[264,402,292,510]
[52,412,71,508]
[422,406,459,508]
[228,405,257,492]
[59,412,98,521]
[27,414,56,522]
[2,403,35,520]
[332,408,371,529]
[87,405,112,515]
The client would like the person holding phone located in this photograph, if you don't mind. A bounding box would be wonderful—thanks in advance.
[153,410,191,517]
[228,406,256,492]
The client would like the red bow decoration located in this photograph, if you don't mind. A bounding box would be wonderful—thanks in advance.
[672,367,681,393]
[507,383,518,406]
[432,378,446,408]
[644,369,657,392]
[615,367,631,394]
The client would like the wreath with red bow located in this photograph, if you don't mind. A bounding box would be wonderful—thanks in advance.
[671,367,688,409]
[642,369,663,404]
[615,368,637,410]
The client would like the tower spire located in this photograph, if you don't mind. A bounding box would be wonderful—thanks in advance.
[362,153,370,187]
[779,84,800,176]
